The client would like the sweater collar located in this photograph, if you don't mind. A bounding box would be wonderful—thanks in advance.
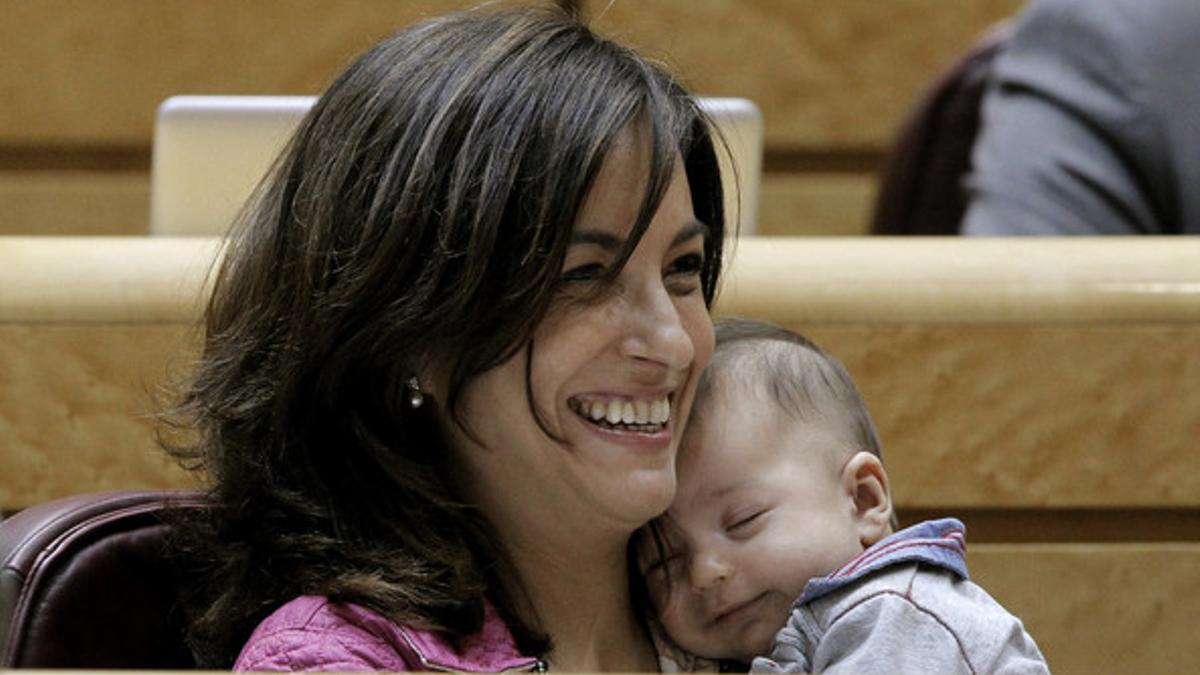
[798,517,969,606]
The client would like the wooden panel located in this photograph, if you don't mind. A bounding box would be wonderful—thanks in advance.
[758,172,875,236]
[716,238,1200,324]
[0,324,198,509]
[3,237,1198,512]
[969,544,1200,674]
[0,237,218,322]
[0,0,471,146]
[0,233,1191,675]
[595,0,1025,150]
[7,237,1198,325]
[5,325,1194,511]
[901,508,1200,544]
[0,0,1023,150]
[800,324,1200,508]
[0,171,149,235]
[0,169,879,239]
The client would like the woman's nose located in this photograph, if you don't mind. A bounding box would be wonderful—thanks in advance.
[619,284,695,371]
[689,552,732,592]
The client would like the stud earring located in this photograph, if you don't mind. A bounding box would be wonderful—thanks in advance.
[407,376,424,409]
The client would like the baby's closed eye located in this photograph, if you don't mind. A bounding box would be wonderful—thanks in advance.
[724,508,769,537]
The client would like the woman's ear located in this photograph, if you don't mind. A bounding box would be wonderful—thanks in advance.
[414,354,452,408]
[841,451,893,547]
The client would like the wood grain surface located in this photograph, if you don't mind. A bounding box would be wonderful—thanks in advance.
[0,0,1028,236]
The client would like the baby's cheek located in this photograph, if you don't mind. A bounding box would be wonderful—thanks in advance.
[646,579,672,617]
[658,599,700,649]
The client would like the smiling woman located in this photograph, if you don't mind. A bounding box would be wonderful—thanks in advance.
[446,131,714,543]
[163,4,726,673]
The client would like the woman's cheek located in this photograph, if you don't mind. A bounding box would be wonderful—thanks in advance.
[686,301,716,370]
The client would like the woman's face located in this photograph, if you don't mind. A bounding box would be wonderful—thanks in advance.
[444,124,715,537]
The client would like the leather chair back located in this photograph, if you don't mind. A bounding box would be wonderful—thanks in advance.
[0,490,204,667]
[871,22,1012,235]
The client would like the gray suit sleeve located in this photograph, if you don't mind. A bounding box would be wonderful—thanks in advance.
[962,0,1192,235]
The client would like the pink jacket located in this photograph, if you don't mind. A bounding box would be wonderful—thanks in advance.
[234,595,543,672]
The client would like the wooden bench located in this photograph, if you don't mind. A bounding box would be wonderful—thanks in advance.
[0,1,1025,237]
[715,238,1200,673]
[2,235,1197,672]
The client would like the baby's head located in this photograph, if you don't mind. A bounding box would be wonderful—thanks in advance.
[640,318,895,663]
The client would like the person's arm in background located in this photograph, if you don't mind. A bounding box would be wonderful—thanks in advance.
[962,0,1200,235]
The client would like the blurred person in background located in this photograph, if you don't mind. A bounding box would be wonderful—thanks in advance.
[963,0,1200,235]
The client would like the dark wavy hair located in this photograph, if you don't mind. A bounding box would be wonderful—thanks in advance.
[164,5,727,668]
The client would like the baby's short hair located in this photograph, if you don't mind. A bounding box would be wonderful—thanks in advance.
[694,317,885,462]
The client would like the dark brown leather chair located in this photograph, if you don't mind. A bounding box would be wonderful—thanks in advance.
[871,22,1013,235]
[0,490,204,668]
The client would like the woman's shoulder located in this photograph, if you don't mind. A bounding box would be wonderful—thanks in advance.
[233,595,416,671]
[233,595,541,673]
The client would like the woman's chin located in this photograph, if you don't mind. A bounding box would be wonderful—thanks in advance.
[618,466,677,521]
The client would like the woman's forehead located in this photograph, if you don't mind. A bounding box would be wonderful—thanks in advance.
[574,125,654,232]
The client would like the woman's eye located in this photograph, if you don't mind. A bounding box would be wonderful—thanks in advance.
[665,253,705,294]
[670,253,705,275]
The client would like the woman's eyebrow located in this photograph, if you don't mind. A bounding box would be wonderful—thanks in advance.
[671,219,709,248]
[569,229,622,250]
[569,219,709,250]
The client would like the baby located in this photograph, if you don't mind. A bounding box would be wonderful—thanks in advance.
[641,318,1049,673]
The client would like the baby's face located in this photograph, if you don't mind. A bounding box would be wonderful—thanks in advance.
[641,387,866,663]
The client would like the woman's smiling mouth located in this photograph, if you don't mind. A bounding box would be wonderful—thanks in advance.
[568,394,671,433]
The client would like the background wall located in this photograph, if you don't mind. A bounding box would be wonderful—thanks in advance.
[5,236,1198,673]
[4,5,1199,670]
[0,0,1024,236]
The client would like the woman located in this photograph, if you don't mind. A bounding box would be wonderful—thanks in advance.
[167,4,728,672]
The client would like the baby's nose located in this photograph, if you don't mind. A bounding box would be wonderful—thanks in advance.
[689,552,732,591]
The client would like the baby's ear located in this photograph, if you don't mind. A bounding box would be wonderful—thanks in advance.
[841,451,893,547]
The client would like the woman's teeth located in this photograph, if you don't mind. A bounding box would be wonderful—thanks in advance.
[571,396,670,428]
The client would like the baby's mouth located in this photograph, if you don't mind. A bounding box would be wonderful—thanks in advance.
[711,593,769,626]
[568,395,671,433]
